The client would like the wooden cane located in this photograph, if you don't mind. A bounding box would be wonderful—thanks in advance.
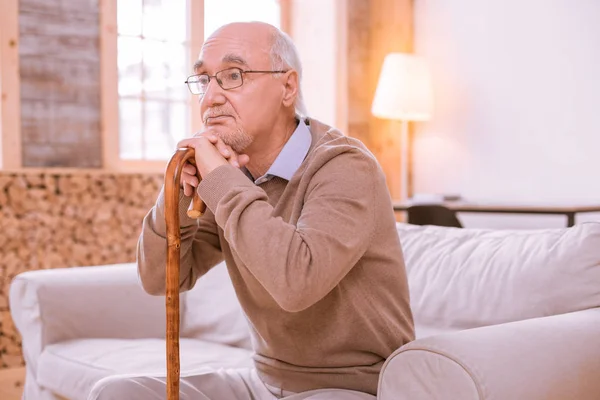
[164,148,206,400]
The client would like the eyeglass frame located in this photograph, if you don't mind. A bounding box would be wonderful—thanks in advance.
[184,67,289,96]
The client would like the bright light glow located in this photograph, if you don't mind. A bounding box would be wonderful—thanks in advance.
[204,0,280,38]
[117,0,189,160]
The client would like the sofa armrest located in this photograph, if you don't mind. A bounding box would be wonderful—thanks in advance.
[9,263,166,371]
[378,308,600,400]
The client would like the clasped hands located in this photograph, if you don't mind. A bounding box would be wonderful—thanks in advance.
[177,132,250,197]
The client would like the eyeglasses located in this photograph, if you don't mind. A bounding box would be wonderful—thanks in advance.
[185,67,288,96]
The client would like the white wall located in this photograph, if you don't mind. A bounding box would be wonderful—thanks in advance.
[413,0,600,228]
[291,0,347,129]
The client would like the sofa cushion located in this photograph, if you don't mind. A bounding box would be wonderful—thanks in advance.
[181,262,252,349]
[396,222,600,338]
[37,338,253,400]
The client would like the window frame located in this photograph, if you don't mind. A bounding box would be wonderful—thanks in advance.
[0,0,22,170]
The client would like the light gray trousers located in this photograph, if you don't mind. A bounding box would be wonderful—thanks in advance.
[87,368,376,400]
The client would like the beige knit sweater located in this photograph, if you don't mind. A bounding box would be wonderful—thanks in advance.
[137,118,414,395]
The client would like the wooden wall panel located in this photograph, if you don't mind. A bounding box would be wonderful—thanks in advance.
[19,0,102,167]
[347,0,372,148]
[347,0,414,200]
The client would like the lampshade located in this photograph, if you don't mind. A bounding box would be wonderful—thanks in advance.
[371,53,433,121]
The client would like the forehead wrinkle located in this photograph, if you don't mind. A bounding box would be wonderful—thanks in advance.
[222,53,250,68]
[193,52,251,74]
[195,32,274,73]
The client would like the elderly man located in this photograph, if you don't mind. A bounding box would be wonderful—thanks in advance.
[90,21,413,400]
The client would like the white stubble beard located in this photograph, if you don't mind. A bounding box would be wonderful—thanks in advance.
[215,126,253,154]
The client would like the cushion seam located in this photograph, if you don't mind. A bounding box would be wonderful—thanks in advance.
[43,346,115,372]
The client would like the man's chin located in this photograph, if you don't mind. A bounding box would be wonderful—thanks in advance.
[205,128,232,143]
[210,130,232,144]
[229,140,252,154]
[211,130,252,154]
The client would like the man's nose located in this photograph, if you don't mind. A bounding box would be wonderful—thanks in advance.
[199,78,226,107]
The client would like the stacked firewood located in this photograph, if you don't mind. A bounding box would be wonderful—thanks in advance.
[0,171,163,368]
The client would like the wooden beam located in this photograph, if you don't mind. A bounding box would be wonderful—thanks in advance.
[335,0,349,134]
[99,0,119,170]
[279,0,293,34]
[367,0,414,201]
[0,0,22,169]
[189,0,204,134]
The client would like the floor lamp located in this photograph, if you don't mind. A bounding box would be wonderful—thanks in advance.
[371,53,433,202]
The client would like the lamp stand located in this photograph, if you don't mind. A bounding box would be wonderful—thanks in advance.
[399,119,413,202]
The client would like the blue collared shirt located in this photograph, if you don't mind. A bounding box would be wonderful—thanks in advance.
[245,119,312,185]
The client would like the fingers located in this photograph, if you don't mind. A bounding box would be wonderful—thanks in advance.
[182,173,199,197]
[180,163,199,196]
[179,132,249,170]
[199,134,242,168]
[183,181,193,197]
[212,138,240,167]
[206,134,231,158]
[226,152,240,168]
[237,154,250,169]
[202,134,239,166]
[182,134,231,161]
[182,163,196,176]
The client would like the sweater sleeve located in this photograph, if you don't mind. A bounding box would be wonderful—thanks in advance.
[136,187,224,295]
[197,149,377,312]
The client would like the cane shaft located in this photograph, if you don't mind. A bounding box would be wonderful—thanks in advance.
[164,148,204,400]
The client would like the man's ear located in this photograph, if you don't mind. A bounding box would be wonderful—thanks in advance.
[282,70,299,108]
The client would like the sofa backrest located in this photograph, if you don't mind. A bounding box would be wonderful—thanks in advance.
[397,222,600,339]
[180,262,252,349]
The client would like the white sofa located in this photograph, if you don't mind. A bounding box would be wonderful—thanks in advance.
[10,222,600,399]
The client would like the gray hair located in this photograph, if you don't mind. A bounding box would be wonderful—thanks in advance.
[269,29,308,117]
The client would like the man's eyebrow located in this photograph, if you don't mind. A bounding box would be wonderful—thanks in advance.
[192,54,249,74]
[222,53,249,68]
[193,59,203,73]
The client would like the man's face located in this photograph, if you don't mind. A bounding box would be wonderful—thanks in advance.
[194,23,285,153]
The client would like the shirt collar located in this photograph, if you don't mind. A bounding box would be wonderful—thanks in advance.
[248,119,312,184]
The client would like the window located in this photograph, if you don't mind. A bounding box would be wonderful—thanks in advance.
[116,0,190,161]
[102,0,283,171]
